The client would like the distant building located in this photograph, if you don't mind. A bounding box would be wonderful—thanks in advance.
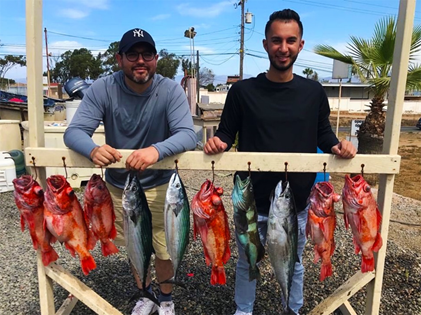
[226,75,240,84]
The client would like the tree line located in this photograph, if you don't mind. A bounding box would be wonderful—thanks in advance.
[0,41,215,89]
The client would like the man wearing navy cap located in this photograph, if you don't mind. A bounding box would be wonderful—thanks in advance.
[64,28,197,315]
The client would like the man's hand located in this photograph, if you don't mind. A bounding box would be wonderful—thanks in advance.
[204,136,228,154]
[331,139,357,159]
[90,145,122,166]
[126,146,160,171]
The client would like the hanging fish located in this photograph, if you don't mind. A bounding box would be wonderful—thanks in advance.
[342,174,383,273]
[122,173,158,305]
[13,175,59,266]
[267,180,298,312]
[232,174,265,281]
[163,172,190,287]
[191,179,231,285]
[83,174,119,257]
[306,181,340,281]
[43,175,96,275]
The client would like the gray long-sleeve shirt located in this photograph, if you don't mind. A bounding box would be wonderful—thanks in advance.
[63,71,197,189]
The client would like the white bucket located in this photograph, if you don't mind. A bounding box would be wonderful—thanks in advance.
[0,152,16,192]
[0,120,21,151]
[66,100,82,124]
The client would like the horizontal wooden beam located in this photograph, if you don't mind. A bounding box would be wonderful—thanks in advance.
[309,271,375,315]
[25,147,400,174]
[44,263,123,315]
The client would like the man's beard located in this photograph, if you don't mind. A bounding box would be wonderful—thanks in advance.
[126,69,154,85]
[269,54,298,72]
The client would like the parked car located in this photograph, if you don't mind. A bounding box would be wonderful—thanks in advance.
[417,118,421,129]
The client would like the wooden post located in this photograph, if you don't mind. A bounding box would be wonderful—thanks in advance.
[365,0,416,314]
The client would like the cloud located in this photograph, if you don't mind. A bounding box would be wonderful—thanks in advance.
[150,14,171,21]
[65,0,110,10]
[48,41,84,55]
[176,1,233,18]
[59,9,89,19]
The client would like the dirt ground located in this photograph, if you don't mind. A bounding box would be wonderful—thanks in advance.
[330,123,421,254]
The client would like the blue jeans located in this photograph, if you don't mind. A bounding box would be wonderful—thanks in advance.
[234,208,308,314]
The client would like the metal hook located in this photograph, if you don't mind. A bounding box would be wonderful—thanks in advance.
[284,162,288,182]
[62,157,68,179]
[248,162,251,178]
[211,161,215,184]
[31,156,38,181]
[361,164,365,177]
[100,166,104,178]
[323,162,327,182]
[174,159,179,173]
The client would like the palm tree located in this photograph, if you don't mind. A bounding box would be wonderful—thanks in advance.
[302,67,314,78]
[314,16,421,155]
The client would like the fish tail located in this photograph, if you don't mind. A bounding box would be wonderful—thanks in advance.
[41,248,59,266]
[210,266,226,285]
[101,240,119,257]
[80,254,97,275]
[249,265,261,281]
[361,255,375,273]
[313,248,321,264]
[320,262,333,281]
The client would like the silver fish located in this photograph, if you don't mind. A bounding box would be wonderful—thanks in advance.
[267,180,298,312]
[164,172,190,286]
[122,173,157,305]
[232,174,265,281]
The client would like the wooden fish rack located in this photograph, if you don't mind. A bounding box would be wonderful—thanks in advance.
[24,0,415,314]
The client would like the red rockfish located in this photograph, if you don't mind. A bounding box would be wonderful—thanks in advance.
[342,175,383,272]
[306,181,340,281]
[44,175,96,275]
[191,179,231,285]
[13,175,59,266]
[83,174,119,257]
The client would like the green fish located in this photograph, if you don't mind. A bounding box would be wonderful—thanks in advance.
[122,173,158,305]
[267,180,298,313]
[232,175,265,281]
[163,172,190,287]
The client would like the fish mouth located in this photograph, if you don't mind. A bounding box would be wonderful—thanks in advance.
[316,182,333,197]
[13,175,33,190]
[47,175,67,192]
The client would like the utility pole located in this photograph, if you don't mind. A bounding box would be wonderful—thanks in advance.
[239,0,245,80]
[44,27,51,96]
[196,50,200,104]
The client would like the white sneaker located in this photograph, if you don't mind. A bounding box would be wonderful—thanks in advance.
[132,298,159,315]
[234,310,252,315]
[159,301,175,315]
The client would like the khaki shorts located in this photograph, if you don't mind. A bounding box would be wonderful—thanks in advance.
[106,182,170,260]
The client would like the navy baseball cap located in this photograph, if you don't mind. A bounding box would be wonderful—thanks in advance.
[118,28,157,54]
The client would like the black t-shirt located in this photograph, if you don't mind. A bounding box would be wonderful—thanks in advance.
[215,73,339,214]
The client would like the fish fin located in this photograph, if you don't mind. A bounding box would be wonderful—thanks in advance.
[361,255,374,273]
[330,241,336,256]
[313,248,321,264]
[142,289,160,306]
[80,254,97,275]
[20,215,26,232]
[29,232,39,250]
[101,240,119,257]
[372,233,383,252]
[52,216,65,236]
[352,238,361,255]
[87,230,97,251]
[320,262,333,281]
[160,277,187,289]
[83,204,91,227]
[343,212,349,229]
[222,243,231,264]
[210,266,226,285]
[41,248,59,266]
[249,265,261,282]
[109,223,117,239]
[65,243,76,257]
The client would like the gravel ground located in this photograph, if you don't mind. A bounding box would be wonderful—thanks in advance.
[1,170,420,315]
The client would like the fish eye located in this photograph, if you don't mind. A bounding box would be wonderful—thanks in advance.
[364,185,371,192]
[175,183,181,189]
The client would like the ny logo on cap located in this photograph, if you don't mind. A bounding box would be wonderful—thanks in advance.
[133,29,144,38]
